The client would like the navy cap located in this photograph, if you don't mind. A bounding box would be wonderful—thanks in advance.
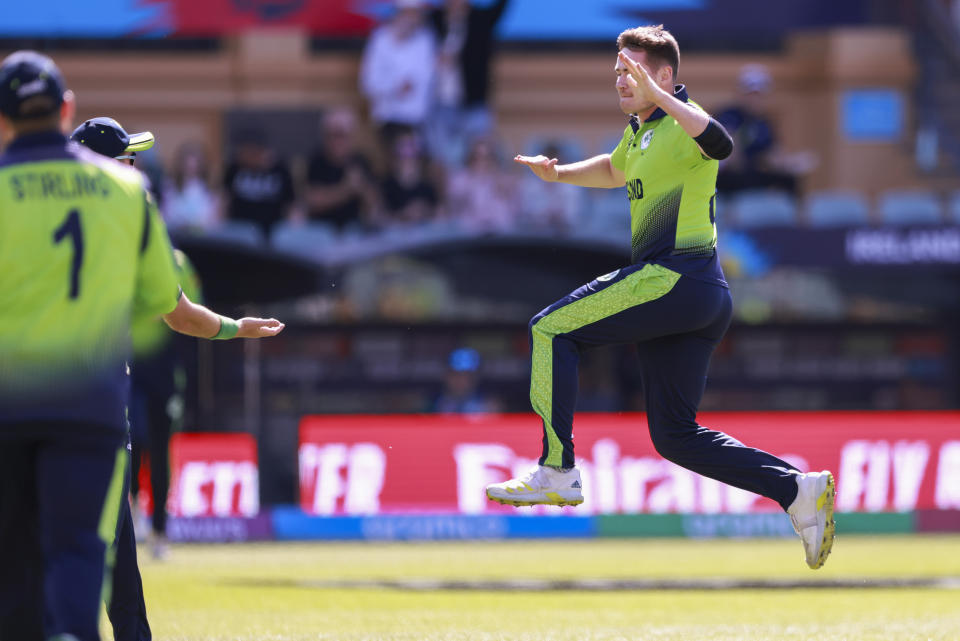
[0,51,66,119]
[70,117,155,159]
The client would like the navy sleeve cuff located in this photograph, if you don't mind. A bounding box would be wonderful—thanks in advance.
[694,118,734,160]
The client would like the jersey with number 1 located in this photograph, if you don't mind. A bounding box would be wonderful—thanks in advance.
[609,84,727,287]
[0,131,181,431]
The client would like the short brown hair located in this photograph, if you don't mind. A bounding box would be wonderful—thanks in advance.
[616,24,680,81]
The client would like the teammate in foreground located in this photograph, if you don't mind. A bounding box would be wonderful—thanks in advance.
[0,51,283,641]
[485,25,835,570]
[70,116,188,641]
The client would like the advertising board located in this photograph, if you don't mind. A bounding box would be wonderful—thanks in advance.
[298,412,960,516]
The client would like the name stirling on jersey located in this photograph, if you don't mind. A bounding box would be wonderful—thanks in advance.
[9,170,111,201]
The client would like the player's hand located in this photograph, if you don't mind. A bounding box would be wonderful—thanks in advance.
[617,51,666,105]
[514,154,559,182]
[236,318,285,338]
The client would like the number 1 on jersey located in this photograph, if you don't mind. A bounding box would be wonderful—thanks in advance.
[53,209,84,299]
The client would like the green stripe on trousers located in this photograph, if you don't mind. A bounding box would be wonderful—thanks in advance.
[97,447,127,610]
[530,264,681,467]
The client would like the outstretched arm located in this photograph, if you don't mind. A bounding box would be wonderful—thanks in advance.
[162,293,284,339]
[514,153,625,188]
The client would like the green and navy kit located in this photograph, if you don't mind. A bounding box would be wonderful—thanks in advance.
[527,86,801,510]
[0,131,181,431]
[609,85,726,287]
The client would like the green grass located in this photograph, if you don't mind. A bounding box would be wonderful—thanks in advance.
[112,535,960,641]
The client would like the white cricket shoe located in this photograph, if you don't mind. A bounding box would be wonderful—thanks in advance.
[485,465,584,507]
[787,470,836,570]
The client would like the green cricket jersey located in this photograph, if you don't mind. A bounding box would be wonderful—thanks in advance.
[131,248,201,359]
[609,85,726,286]
[0,131,181,430]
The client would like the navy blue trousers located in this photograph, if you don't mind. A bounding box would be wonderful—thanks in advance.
[108,438,151,641]
[529,263,800,510]
[0,426,125,641]
[129,384,173,538]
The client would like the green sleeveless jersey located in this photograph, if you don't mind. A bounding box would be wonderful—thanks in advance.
[0,131,181,430]
[609,85,726,286]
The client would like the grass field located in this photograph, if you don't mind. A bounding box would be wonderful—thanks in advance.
[116,535,960,641]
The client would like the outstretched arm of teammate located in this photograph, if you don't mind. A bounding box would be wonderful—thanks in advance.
[162,293,284,339]
[514,153,626,188]
[617,51,733,160]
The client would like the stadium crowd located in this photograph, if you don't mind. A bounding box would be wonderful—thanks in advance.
[151,112,584,243]
[123,1,959,252]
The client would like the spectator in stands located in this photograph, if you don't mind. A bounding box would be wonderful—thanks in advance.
[163,142,220,233]
[518,140,583,234]
[305,107,378,232]
[360,0,436,146]
[433,347,499,414]
[446,136,517,232]
[377,129,440,226]
[222,128,296,238]
[715,65,815,196]
[427,0,510,166]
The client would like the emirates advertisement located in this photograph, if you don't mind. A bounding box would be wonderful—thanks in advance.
[298,413,960,516]
[168,432,260,518]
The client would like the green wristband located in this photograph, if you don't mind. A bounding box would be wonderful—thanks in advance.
[213,316,240,340]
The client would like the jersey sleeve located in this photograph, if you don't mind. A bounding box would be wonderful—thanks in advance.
[174,248,203,305]
[134,190,181,317]
[681,102,719,165]
[609,126,632,172]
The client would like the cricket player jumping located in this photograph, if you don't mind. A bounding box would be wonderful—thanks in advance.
[486,25,835,570]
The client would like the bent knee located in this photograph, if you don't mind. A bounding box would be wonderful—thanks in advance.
[647,420,697,461]
[529,315,558,343]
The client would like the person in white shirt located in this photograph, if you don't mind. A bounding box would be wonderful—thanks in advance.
[162,142,220,232]
[446,137,517,232]
[359,0,437,144]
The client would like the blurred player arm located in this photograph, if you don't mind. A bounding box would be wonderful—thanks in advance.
[514,153,625,189]
[162,293,284,339]
[135,190,284,340]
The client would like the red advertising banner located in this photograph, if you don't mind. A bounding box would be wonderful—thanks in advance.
[168,433,260,518]
[143,0,374,37]
[298,412,960,516]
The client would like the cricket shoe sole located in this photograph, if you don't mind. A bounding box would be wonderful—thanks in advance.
[485,488,584,507]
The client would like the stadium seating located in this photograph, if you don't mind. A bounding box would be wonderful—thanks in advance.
[805,190,872,227]
[270,221,338,260]
[581,188,630,242]
[204,220,265,246]
[523,136,586,164]
[731,190,799,227]
[877,190,943,225]
[713,193,729,226]
[949,191,960,224]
